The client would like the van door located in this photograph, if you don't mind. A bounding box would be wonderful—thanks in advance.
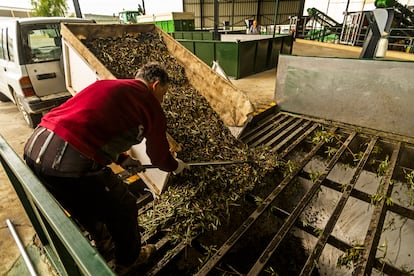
[0,27,13,101]
[21,24,67,96]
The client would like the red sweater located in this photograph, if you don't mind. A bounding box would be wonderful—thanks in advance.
[40,79,178,172]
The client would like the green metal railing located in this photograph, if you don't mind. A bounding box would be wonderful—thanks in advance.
[0,134,114,276]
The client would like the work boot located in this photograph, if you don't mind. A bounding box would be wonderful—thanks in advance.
[96,236,115,261]
[115,244,156,275]
[90,223,115,261]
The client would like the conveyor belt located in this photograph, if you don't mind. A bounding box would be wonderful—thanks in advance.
[131,108,414,275]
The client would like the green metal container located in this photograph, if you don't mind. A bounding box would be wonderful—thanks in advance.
[269,37,283,67]
[173,32,184,39]
[202,31,214,40]
[238,41,257,78]
[281,36,294,54]
[194,41,215,65]
[192,32,204,40]
[176,35,292,79]
[178,40,195,52]
[179,20,195,31]
[182,31,193,40]
[254,39,270,72]
[215,42,239,77]
[137,12,195,33]
[155,20,175,33]
[173,31,214,41]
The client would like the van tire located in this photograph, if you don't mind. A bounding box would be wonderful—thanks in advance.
[14,92,42,128]
[26,113,42,129]
[0,93,11,102]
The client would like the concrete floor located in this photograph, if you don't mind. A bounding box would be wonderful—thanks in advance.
[0,102,53,275]
[0,38,413,275]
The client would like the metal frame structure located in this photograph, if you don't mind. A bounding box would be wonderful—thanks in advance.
[340,11,366,45]
[183,0,304,30]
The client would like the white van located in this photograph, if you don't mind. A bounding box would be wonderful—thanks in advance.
[0,17,94,128]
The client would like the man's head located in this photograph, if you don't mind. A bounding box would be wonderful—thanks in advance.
[135,62,170,102]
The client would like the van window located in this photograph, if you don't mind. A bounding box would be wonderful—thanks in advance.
[21,24,61,64]
[1,28,10,61]
[0,28,4,59]
[1,28,9,61]
[7,28,14,61]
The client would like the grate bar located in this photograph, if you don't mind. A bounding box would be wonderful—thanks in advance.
[145,239,188,276]
[137,193,154,213]
[268,199,409,276]
[247,131,357,275]
[315,174,414,220]
[300,137,378,275]
[354,142,401,276]
[239,112,284,141]
[195,127,337,276]
[271,120,312,152]
[249,116,297,147]
[259,118,305,148]
[277,123,319,158]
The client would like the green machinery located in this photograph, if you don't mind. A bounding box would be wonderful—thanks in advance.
[360,0,414,57]
[119,10,142,24]
[125,12,196,33]
[305,7,342,42]
[118,4,144,24]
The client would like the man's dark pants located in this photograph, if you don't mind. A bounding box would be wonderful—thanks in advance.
[24,126,141,266]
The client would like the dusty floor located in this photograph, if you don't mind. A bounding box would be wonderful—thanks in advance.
[0,102,51,275]
[0,39,412,275]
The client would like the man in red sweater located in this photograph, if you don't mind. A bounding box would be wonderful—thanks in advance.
[23,62,189,274]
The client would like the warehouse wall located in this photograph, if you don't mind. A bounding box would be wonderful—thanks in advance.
[183,0,304,30]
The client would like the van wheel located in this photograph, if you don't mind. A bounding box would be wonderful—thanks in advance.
[0,93,11,102]
[26,113,42,129]
[14,92,42,128]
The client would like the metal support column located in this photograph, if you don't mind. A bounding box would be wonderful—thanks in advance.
[72,0,82,18]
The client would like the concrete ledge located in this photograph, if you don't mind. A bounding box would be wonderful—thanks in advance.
[294,38,414,61]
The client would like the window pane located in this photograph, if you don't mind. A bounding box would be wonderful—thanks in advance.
[21,24,62,63]
[0,29,4,59]
[7,28,14,61]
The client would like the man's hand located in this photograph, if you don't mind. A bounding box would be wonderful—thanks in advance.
[119,155,146,174]
[173,159,190,175]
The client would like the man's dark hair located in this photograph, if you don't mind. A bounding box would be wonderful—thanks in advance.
[135,62,170,86]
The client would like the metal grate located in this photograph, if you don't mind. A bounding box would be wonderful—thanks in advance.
[133,108,414,275]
